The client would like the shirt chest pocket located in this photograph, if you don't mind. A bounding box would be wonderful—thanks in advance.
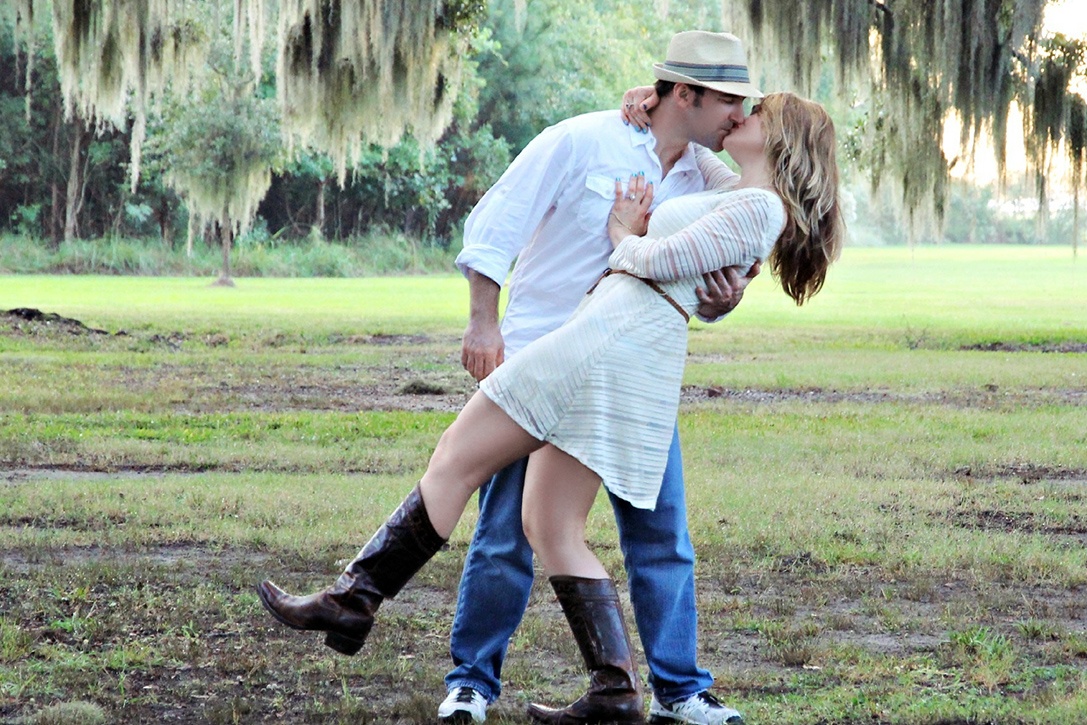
[576,174,618,235]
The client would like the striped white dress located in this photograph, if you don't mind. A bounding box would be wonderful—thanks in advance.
[480,187,785,509]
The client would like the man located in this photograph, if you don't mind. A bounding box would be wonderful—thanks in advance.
[441,31,761,725]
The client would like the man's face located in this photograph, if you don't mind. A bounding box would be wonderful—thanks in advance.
[687,89,747,152]
[721,101,766,158]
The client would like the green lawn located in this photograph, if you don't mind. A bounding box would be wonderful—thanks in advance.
[1,245,1086,723]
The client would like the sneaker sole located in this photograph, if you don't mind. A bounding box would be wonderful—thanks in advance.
[648,715,744,725]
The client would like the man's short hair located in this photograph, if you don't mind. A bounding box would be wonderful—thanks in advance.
[654,79,707,101]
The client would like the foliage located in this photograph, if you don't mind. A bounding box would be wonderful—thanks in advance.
[129,8,281,252]
[0,231,459,276]
[147,75,280,237]
[260,45,512,242]
[473,0,722,153]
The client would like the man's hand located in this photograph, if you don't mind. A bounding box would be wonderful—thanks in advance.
[462,319,504,382]
[694,261,762,319]
[462,270,505,381]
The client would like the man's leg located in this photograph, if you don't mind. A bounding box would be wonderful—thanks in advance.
[611,425,745,723]
[609,424,712,701]
[444,457,535,704]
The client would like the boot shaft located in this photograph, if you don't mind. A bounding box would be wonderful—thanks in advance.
[527,575,644,723]
[551,576,640,695]
[338,483,447,599]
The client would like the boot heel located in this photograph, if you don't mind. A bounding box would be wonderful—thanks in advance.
[324,631,365,655]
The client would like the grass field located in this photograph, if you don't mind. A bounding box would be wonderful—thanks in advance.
[1,245,1086,723]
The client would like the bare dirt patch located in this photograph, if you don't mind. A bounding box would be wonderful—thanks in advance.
[951,462,1087,485]
[681,384,1087,407]
[193,377,473,413]
[4,307,114,335]
[961,341,1087,353]
[948,509,1087,538]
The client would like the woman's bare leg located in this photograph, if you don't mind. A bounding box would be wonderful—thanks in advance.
[256,391,540,654]
[521,445,609,579]
[419,391,543,538]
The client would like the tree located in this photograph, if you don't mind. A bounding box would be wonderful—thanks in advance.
[14,0,483,185]
[146,73,280,285]
[9,0,1087,248]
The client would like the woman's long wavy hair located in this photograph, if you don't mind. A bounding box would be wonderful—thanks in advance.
[760,92,844,306]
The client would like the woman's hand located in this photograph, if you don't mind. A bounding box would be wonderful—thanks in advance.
[620,86,660,132]
[608,173,654,247]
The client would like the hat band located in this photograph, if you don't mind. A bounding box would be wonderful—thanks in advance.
[659,61,751,84]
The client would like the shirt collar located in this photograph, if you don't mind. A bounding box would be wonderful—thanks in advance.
[626,122,656,149]
[670,143,700,175]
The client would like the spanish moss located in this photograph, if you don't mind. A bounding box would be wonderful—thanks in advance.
[157,84,279,253]
[44,0,208,188]
[276,0,476,182]
[233,0,267,83]
[13,0,37,118]
[728,0,1086,234]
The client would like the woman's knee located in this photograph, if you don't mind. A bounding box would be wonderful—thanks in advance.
[520,508,546,552]
[523,511,581,559]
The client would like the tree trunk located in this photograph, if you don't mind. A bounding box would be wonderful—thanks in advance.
[186,214,196,258]
[1074,184,1080,260]
[157,197,172,247]
[315,177,326,238]
[63,122,88,243]
[214,219,236,286]
[48,104,64,247]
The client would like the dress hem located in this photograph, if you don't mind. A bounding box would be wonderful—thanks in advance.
[479,386,658,511]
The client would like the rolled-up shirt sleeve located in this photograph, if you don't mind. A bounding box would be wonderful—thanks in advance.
[608,190,784,282]
[456,125,576,286]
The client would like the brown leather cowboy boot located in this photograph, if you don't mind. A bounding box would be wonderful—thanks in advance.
[527,576,645,724]
[256,483,446,655]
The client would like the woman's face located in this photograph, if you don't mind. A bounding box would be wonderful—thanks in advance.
[721,103,767,159]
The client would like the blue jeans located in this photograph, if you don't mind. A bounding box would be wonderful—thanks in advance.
[444,425,712,703]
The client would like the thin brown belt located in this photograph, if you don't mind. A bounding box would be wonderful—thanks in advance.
[587,269,690,323]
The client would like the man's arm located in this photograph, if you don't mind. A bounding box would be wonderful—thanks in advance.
[694,261,762,321]
[456,122,576,380]
[462,270,505,382]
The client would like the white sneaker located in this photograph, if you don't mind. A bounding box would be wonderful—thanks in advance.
[438,686,488,724]
[648,691,744,725]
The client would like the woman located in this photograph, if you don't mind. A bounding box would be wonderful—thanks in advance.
[258,91,843,723]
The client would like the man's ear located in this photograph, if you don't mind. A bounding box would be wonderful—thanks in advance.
[674,83,694,108]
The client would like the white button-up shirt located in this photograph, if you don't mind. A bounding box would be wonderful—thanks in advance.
[456,110,711,357]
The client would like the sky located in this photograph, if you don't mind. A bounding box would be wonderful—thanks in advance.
[1044,0,1087,40]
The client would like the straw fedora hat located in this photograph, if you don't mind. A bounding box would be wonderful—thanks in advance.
[653,31,763,99]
